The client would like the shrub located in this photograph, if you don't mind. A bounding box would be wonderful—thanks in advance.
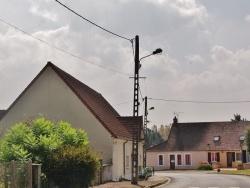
[196,164,213,171]
[45,145,100,188]
[0,117,100,187]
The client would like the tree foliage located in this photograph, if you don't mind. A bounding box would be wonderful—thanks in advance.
[145,124,170,148]
[231,114,247,122]
[245,126,250,154]
[46,145,99,188]
[0,117,100,187]
[158,124,171,140]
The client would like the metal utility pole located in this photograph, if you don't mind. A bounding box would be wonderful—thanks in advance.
[131,35,161,184]
[131,35,140,185]
[143,96,148,168]
[143,96,154,168]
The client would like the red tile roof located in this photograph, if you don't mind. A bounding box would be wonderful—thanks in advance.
[0,110,6,120]
[117,116,143,139]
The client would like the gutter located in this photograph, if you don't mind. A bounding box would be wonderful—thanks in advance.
[123,140,128,177]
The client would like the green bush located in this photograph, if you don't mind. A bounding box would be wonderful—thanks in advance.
[0,117,100,187]
[196,164,213,171]
[45,145,100,188]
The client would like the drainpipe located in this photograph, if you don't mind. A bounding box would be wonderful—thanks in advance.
[123,140,128,177]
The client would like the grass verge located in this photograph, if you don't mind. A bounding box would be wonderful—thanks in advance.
[216,169,250,176]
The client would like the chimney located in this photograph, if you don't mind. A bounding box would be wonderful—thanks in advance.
[173,116,178,125]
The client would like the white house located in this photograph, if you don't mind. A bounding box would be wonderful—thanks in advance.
[147,117,250,170]
[0,62,143,182]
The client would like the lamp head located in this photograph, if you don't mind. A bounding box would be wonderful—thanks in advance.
[152,48,162,55]
[149,107,155,110]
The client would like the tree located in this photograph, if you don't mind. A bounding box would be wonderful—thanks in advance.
[158,124,171,140]
[145,125,165,148]
[0,117,100,187]
[231,114,247,122]
[245,126,250,154]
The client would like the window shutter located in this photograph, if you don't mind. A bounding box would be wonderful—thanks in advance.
[243,150,247,163]
[216,152,220,162]
[208,152,211,163]
[232,152,235,162]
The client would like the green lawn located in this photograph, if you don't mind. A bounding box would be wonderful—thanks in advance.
[216,169,250,176]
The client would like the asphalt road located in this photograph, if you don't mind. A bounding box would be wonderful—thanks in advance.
[156,171,250,188]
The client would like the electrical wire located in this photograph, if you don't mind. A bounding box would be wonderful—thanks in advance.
[148,98,250,104]
[54,0,133,43]
[112,100,133,106]
[0,17,132,76]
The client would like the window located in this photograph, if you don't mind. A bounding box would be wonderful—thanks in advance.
[185,154,191,165]
[213,136,220,141]
[126,156,129,169]
[209,152,220,162]
[236,153,242,161]
[211,153,217,162]
[239,135,245,141]
[139,154,142,166]
[177,154,182,165]
[158,154,163,166]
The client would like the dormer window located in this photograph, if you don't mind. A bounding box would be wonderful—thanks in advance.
[213,136,220,141]
[239,135,245,141]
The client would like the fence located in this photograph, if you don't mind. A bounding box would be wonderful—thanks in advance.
[0,160,32,188]
[0,160,111,188]
[91,163,112,186]
[102,164,112,183]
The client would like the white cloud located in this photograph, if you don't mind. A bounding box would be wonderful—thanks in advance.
[186,54,204,64]
[169,0,208,23]
[29,5,57,22]
[245,14,250,23]
[1,0,250,124]
[210,46,250,77]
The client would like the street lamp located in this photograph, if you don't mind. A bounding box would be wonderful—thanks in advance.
[139,48,162,62]
[143,96,154,168]
[131,35,162,185]
[239,135,245,166]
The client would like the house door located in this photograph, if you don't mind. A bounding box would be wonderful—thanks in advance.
[227,152,235,167]
[170,155,175,170]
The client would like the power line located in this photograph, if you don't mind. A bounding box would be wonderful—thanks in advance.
[148,98,250,104]
[0,17,132,76]
[54,0,133,42]
[112,100,133,106]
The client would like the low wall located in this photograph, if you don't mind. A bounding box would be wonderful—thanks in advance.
[243,163,250,169]
[102,164,112,182]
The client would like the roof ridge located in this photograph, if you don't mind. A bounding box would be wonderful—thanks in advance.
[47,62,103,97]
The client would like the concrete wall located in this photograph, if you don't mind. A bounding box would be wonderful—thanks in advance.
[112,139,144,181]
[147,149,250,170]
[147,151,208,170]
[0,66,113,164]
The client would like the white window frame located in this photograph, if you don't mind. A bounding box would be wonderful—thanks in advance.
[184,154,192,166]
[158,154,164,166]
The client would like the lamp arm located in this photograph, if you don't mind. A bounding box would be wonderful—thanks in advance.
[139,53,153,61]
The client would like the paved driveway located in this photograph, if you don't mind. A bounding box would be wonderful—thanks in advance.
[156,170,250,188]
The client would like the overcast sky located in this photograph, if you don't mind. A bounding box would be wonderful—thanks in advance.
[1,0,250,127]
